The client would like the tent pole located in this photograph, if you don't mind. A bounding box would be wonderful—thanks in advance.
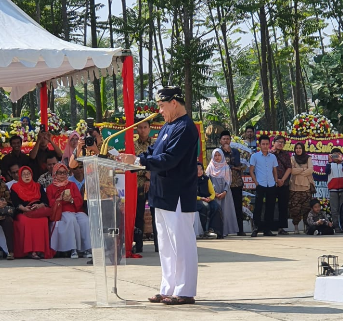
[40,82,48,130]
[122,56,138,258]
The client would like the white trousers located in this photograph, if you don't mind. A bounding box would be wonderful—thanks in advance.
[155,199,198,297]
[50,212,91,252]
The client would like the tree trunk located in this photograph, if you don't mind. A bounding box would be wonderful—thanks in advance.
[271,26,287,129]
[251,13,262,70]
[284,37,297,115]
[293,0,302,114]
[107,0,118,110]
[183,4,193,118]
[266,27,276,129]
[157,12,166,78]
[138,0,144,100]
[50,0,56,35]
[84,83,88,120]
[29,91,36,120]
[49,85,55,112]
[259,6,271,130]
[11,102,16,118]
[62,0,76,125]
[121,0,130,48]
[148,0,153,100]
[167,12,177,86]
[153,22,163,84]
[70,80,77,127]
[217,5,238,133]
[301,68,309,112]
[61,0,69,41]
[35,0,40,23]
[84,2,88,119]
[90,0,102,122]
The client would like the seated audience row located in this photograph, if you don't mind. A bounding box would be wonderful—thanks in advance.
[0,164,91,260]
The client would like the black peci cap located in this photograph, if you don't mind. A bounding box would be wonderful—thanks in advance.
[155,86,185,103]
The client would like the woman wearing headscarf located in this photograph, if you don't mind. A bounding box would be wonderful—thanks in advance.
[288,142,314,234]
[206,148,238,236]
[21,116,33,131]
[46,163,92,259]
[62,131,80,167]
[11,166,52,259]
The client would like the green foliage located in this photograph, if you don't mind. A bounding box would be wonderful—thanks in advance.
[311,45,343,131]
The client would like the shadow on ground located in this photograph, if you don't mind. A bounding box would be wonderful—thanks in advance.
[194,301,343,314]
[0,244,293,268]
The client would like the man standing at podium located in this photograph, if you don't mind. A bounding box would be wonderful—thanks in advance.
[120,86,199,305]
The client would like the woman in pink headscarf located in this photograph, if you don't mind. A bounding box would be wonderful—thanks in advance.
[206,148,238,236]
[46,163,91,259]
[62,131,80,167]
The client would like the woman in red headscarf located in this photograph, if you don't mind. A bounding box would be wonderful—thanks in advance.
[46,163,92,259]
[10,166,53,259]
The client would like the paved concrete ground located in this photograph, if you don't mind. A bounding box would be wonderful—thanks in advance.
[1,234,343,321]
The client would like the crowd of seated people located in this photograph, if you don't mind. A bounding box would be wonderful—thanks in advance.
[0,132,92,260]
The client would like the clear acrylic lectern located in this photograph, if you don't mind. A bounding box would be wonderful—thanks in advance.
[79,156,144,307]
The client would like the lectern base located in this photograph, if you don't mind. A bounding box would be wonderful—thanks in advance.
[84,301,145,308]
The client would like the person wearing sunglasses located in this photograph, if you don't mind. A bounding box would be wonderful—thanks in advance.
[46,163,91,259]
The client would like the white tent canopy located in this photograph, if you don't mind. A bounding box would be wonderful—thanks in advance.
[0,0,126,102]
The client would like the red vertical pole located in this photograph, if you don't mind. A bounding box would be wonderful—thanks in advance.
[122,56,138,258]
[40,82,48,130]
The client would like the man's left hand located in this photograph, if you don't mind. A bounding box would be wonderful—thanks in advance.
[116,154,136,164]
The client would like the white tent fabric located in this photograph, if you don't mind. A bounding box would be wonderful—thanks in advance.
[0,0,125,102]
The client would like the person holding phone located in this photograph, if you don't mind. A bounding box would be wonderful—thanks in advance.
[325,147,343,233]
[29,128,63,181]
[307,199,334,235]
[46,163,92,259]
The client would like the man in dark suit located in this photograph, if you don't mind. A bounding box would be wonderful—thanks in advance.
[120,86,198,305]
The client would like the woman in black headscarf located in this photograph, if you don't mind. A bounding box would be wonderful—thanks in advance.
[288,143,314,234]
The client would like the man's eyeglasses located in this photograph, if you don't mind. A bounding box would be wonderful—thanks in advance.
[56,171,68,176]
[10,171,19,175]
[275,140,285,145]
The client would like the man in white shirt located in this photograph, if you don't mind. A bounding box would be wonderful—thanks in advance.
[250,135,278,237]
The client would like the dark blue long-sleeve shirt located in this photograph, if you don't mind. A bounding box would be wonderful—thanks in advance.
[139,114,199,212]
